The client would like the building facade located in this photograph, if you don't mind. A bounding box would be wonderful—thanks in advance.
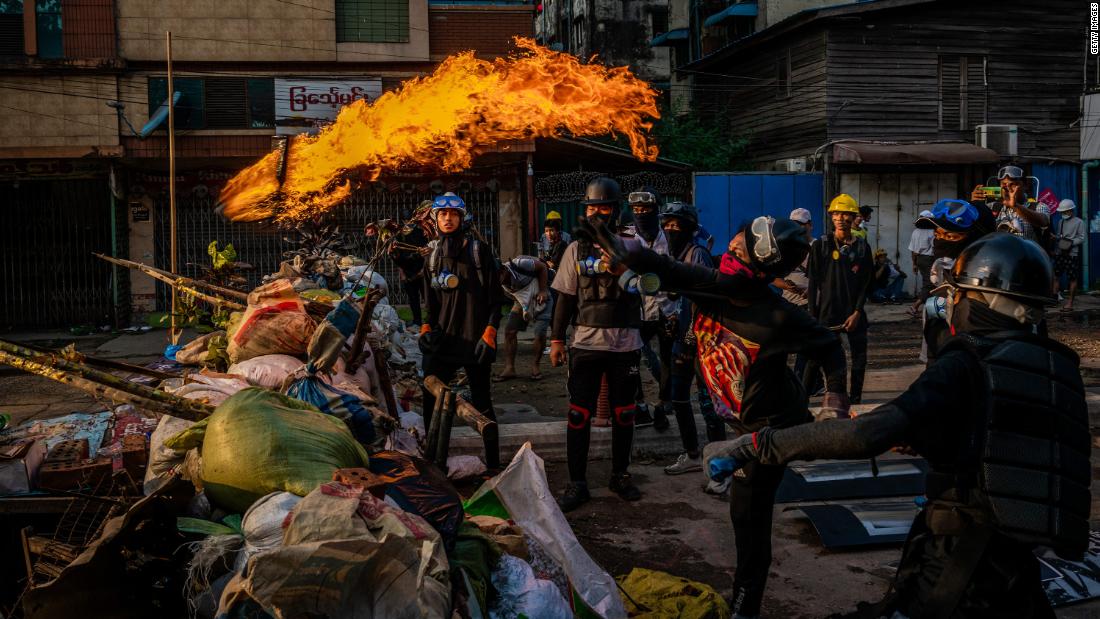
[0,0,535,327]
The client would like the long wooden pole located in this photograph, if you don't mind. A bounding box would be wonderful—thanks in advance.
[166,31,180,346]
[93,253,249,302]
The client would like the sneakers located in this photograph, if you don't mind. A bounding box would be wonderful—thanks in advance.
[609,472,642,501]
[705,477,731,496]
[664,452,703,475]
[634,402,654,428]
[652,403,671,433]
[557,481,591,513]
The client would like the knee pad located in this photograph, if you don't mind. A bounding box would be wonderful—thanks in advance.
[567,404,591,430]
[613,404,636,427]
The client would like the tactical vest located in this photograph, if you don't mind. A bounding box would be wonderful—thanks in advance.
[575,240,642,329]
[939,332,1091,559]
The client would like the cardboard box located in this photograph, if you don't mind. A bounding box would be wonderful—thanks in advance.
[0,439,47,494]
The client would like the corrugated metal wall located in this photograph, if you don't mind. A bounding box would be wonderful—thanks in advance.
[0,179,119,329]
[153,187,502,308]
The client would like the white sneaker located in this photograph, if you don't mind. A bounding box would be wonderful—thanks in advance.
[705,477,731,495]
[664,452,703,475]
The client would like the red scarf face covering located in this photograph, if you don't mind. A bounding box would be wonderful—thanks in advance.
[719,251,759,279]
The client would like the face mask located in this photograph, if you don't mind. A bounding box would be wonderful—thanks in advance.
[439,229,465,258]
[719,251,759,279]
[948,295,1025,334]
[932,236,967,259]
[634,210,660,241]
[587,212,612,226]
[665,228,692,257]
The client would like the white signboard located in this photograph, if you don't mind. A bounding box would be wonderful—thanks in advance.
[275,78,383,136]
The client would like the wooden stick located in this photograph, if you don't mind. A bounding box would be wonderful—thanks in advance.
[370,342,401,420]
[94,253,249,302]
[422,375,496,437]
[19,343,178,380]
[0,350,209,422]
[0,342,213,421]
[434,391,455,468]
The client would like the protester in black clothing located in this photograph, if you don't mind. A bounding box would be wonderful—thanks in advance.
[627,186,676,430]
[550,177,645,512]
[391,202,430,325]
[804,193,873,403]
[582,215,850,619]
[656,202,723,476]
[707,233,1090,619]
[916,199,996,365]
[419,192,503,469]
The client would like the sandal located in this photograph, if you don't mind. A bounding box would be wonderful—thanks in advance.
[492,373,517,383]
[529,371,543,381]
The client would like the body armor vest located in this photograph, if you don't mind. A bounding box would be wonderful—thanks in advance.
[940,332,1091,559]
[575,240,641,329]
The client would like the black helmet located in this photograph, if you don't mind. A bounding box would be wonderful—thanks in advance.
[947,232,1055,304]
[746,216,810,278]
[582,177,622,206]
[660,201,699,228]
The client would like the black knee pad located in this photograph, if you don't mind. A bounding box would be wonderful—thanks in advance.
[567,404,591,430]
[613,404,636,427]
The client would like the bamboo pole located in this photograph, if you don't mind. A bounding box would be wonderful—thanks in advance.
[0,350,210,422]
[94,254,248,302]
[423,375,496,437]
[19,343,178,380]
[166,30,179,346]
[0,341,213,421]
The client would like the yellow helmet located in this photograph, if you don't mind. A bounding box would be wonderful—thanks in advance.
[828,194,859,214]
[545,210,562,221]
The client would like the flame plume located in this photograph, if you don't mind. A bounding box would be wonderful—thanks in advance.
[218,38,660,223]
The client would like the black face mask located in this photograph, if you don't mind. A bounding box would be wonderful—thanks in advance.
[439,229,465,258]
[932,236,968,259]
[587,212,612,227]
[950,295,1025,335]
[665,228,692,258]
[634,209,660,241]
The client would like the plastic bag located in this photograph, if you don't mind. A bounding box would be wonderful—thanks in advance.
[235,491,301,571]
[176,331,223,366]
[616,568,730,619]
[144,415,194,495]
[184,388,370,513]
[489,554,572,619]
[167,374,250,406]
[285,372,377,444]
[227,354,304,389]
[369,451,464,547]
[465,442,628,619]
[216,481,449,619]
[446,455,487,480]
[227,280,316,364]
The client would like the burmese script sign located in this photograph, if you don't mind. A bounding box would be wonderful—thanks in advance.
[275,78,383,135]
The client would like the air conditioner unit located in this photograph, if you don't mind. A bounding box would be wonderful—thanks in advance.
[776,157,807,172]
[975,124,1017,157]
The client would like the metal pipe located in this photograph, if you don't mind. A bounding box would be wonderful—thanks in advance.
[1081,160,1100,290]
[166,31,180,345]
[527,154,537,249]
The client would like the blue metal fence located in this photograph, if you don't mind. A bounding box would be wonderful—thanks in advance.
[693,172,825,246]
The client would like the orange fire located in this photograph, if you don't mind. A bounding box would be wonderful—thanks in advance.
[218,37,660,223]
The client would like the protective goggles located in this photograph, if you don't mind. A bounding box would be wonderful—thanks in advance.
[432,195,465,209]
[996,165,1024,180]
[750,215,781,266]
[627,191,657,205]
[930,199,978,230]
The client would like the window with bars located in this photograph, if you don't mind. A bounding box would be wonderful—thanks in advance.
[35,0,60,58]
[939,55,987,131]
[148,77,275,131]
[0,0,22,56]
[335,0,409,44]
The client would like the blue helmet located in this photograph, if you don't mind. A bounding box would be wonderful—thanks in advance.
[432,192,466,215]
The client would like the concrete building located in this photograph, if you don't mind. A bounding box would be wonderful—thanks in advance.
[0,0,534,328]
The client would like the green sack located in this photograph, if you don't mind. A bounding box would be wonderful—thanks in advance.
[197,388,370,512]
